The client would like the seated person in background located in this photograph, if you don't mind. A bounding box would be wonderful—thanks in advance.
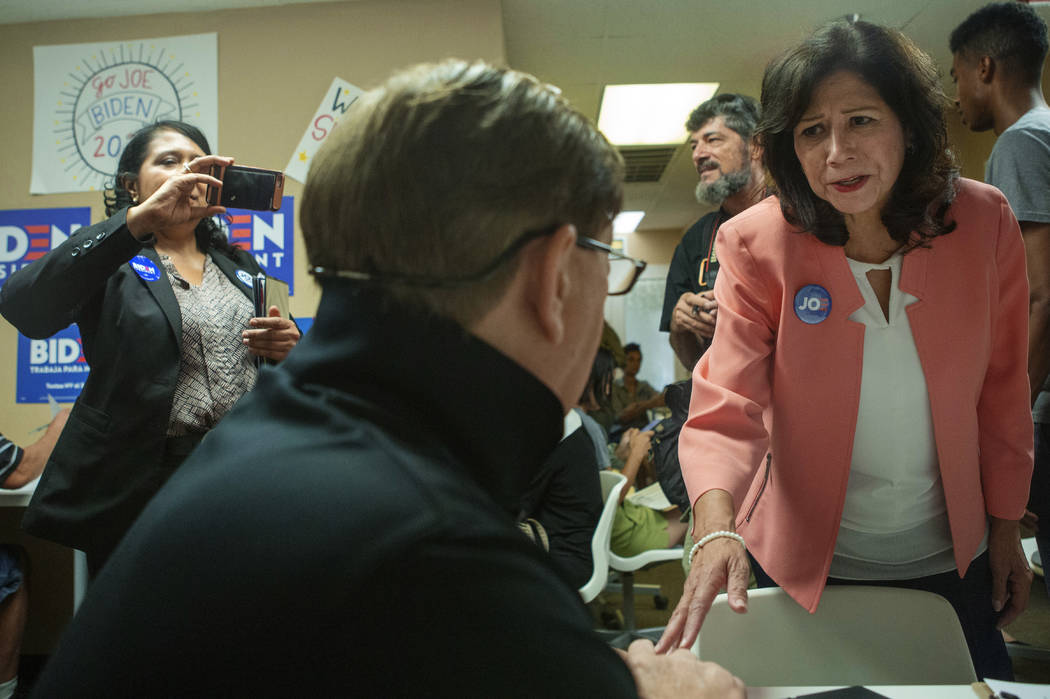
[28,60,743,698]
[611,343,665,431]
[519,410,604,589]
[0,409,69,698]
[585,325,621,433]
[582,350,689,557]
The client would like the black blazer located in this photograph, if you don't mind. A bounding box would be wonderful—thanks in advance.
[0,208,266,556]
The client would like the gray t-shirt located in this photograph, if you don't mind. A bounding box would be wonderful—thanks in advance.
[574,408,611,470]
[986,106,1050,422]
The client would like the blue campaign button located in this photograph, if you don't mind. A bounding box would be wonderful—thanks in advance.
[129,255,162,282]
[794,284,832,324]
[236,269,254,286]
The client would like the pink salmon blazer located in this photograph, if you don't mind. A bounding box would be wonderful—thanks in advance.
[679,178,1034,613]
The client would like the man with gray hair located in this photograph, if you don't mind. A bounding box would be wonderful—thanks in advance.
[29,61,743,698]
[660,93,766,370]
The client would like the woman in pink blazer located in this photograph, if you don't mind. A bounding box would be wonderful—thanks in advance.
[657,20,1034,680]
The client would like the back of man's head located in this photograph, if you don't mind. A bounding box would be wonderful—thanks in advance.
[685,93,761,140]
[301,60,624,326]
[950,2,1049,86]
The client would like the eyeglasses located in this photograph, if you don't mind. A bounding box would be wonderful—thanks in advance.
[573,234,647,296]
[309,223,647,296]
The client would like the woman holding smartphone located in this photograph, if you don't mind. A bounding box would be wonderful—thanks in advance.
[0,120,300,574]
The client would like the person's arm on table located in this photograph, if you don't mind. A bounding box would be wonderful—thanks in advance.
[620,639,745,698]
[1,409,70,489]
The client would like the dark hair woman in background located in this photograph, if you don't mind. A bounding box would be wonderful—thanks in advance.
[658,21,1033,679]
[0,120,300,574]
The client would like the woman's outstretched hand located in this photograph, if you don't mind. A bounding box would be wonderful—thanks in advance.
[656,490,751,653]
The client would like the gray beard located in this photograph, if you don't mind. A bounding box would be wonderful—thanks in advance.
[695,167,751,206]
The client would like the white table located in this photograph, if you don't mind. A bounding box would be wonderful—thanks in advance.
[749,686,978,698]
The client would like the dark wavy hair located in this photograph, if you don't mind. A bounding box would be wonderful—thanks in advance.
[582,347,617,405]
[105,120,236,257]
[685,93,761,140]
[758,20,959,248]
[951,2,1048,86]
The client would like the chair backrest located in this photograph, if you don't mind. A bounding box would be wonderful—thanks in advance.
[695,585,977,685]
[579,471,626,603]
[609,542,684,573]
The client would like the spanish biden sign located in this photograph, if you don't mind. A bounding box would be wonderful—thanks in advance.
[1,207,93,403]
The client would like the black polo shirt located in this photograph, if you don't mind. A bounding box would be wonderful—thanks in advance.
[659,209,725,332]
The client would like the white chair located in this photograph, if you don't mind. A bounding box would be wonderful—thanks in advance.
[1022,536,1042,577]
[694,586,977,686]
[604,539,684,647]
[579,471,627,604]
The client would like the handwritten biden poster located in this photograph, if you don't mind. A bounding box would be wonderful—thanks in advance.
[32,33,218,194]
[285,77,363,184]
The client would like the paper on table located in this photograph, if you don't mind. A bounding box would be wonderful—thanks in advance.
[625,482,675,511]
[984,679,1050,699]
[791,687,890,698]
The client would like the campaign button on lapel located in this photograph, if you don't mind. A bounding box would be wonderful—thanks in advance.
[236,269,254,286]
[129,255,162,282]
[794,284,831,324]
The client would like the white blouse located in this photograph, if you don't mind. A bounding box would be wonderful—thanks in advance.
[829,252,983,580]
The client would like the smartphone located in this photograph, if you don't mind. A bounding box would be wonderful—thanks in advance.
[250,273,267,368]
[251,273,267,318]
[642,417,663,432]
[206,164,284,211]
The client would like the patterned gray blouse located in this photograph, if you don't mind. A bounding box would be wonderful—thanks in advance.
[161,255,257,437]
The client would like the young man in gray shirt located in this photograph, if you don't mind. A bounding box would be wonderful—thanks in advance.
[952,1,1050,596]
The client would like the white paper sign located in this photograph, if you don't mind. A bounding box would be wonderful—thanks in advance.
[32,33,218,194]
[285,77,363,184]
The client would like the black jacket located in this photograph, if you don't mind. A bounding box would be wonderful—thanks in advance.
[30,281,637,697]
[0,208,265,558]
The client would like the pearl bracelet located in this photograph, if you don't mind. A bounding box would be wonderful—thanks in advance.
[688,530,746,563]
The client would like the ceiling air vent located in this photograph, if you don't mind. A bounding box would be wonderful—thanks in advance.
[619,146,678,183]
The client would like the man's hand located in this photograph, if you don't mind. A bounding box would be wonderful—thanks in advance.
[656,490,750,652]
[988,516,1033,629]
[243,306,301,362]
[670,291,717,341]
[619,639,745,699]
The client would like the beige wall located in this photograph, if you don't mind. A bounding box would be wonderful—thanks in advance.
[0,0,503,652]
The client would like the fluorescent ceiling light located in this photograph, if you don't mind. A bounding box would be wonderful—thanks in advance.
[613,211,645,233]
[598,83,720,146]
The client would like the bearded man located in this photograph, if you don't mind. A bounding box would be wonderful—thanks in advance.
[660,94,767,369]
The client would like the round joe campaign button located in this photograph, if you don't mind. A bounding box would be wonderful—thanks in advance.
[794,284,831,324]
